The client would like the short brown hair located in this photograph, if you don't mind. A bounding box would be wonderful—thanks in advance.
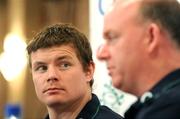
[27,23,94,86]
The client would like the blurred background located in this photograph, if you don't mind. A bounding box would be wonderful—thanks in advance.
[0,0,89,118]
[0,0,136,118]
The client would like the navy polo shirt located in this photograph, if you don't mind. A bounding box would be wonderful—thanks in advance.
[45,94,123,119]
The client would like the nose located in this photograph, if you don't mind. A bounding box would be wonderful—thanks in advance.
[96,44,110,61]
[47,67,59,82]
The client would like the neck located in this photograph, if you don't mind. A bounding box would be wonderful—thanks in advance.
[47,92,92,119]
[135,48,180,97]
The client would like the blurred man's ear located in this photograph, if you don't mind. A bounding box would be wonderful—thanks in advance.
[145,23,162,54]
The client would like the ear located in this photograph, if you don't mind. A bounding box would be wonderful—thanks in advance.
[85,61,95,82]
[145,23,161,54]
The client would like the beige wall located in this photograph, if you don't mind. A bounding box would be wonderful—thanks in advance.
[0,0,8,118]
[25,0,89,40]
[0,0,89,118]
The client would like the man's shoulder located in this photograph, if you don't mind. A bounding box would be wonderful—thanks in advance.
[97,105,124,119]
[157,83,180,103]
[137,86,180,119]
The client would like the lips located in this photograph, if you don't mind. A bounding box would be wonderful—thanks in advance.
[43,87,63,94]
[107,66,114,76]
[108,70,113,76]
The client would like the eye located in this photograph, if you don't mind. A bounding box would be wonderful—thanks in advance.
[59,62,71,70]
[105,32,120,45]
[34,65,47,73]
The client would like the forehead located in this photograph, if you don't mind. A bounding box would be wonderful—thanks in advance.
[30,45,78,61]
[103,0,141,32]
[105,0,141,21]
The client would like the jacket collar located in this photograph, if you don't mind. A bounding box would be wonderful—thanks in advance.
[45,94,100,119]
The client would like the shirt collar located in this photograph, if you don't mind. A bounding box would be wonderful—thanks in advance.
[139,69,180,104]
[76,93,100,119]
[150,68,180,94]
[44,94,100,119]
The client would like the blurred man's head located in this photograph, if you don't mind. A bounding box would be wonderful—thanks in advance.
[97,0,180,96]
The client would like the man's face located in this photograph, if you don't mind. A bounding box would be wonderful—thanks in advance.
[97,2,148,93]
[30,45,94,108]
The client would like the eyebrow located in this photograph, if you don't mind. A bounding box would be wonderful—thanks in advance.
[32,55,73,66]
[103,27,114,38]
[56,55,73,61]
[103,31,109,39]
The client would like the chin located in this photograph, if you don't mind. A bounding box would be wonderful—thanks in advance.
[42,96,64,106]
[112,81,122,90]
[46,99,64,107]
[111,77,123,90]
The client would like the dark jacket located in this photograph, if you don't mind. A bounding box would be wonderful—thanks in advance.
[125,69,180,119]
[45,94,123,119]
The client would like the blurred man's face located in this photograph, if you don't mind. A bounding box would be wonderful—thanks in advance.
[97,1,148,94]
